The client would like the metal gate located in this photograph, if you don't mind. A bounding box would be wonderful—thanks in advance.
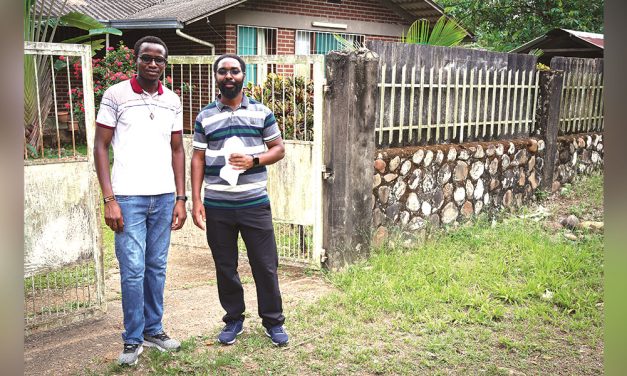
[24,42,104,333]
[167,54,325,268]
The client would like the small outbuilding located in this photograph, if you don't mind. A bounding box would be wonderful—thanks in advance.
[510,28,603,65]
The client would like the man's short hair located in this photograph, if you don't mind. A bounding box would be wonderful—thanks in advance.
[213,54,247,74]
[134,36,169,58]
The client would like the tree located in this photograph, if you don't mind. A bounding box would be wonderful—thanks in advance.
[437,0,604,52]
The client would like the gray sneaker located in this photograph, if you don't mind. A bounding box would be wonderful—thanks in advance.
[143,332,181,352]
[118,343,143,366]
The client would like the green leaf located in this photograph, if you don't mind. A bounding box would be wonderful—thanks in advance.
[59,11,105,30]
[88,27,122,36]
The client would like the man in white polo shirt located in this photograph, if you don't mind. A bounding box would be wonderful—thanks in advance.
[93,36,186,366]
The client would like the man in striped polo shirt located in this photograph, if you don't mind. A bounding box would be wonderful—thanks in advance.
[191,54,288,346]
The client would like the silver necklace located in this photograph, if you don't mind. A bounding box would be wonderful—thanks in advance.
[139,93,155,120]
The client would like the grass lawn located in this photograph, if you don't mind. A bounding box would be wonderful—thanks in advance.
[94,173,604,375]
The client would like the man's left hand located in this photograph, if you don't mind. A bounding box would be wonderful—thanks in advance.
[229,153,253,170]
[171,200,187,230]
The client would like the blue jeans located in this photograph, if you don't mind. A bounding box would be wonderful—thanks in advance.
[114,193,174,344]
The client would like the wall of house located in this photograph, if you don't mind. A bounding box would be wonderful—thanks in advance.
[371,133,603,234]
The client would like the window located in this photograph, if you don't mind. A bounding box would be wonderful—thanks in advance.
[237,26,277,85]
[295,30,364,55]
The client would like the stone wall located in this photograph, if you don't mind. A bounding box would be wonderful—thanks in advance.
[551,133,604,192]
[372,133,603,234]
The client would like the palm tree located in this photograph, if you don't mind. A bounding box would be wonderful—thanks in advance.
[401,16,467,47]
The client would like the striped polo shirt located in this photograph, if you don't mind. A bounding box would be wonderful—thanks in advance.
[193,95,281,209]
[96,76,183,195]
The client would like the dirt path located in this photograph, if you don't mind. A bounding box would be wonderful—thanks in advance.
[24,245,334,375]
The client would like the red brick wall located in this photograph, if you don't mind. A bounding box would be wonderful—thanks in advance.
[240,0,407,25]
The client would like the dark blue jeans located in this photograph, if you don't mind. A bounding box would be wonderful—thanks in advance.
[115,193,174,344]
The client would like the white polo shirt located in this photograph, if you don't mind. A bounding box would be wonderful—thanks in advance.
[96,76,183,195]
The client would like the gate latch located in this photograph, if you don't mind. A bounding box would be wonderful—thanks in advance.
[322,165,334,182]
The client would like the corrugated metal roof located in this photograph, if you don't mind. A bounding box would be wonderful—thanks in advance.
[563,29,604,49]
[35,0,159,21]
[129,0,245,24]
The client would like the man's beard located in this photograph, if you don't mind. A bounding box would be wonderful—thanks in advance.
[219,80,243,99]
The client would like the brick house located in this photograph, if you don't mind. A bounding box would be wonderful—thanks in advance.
[51,0,472,66]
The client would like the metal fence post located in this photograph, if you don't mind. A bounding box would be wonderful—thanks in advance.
[322,50,380,270]
[535,70,564,190]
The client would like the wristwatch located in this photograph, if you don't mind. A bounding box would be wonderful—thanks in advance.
[252,155,260,167]
[176,195,188,202]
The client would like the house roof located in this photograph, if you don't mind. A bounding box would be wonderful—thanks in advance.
[38,0,468,31]
[510,28,604,53]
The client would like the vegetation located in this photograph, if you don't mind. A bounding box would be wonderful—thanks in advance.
[24,0,121,157]
[401,15,467,47]
[86,173,603,375]
[438,0,604,52]
[244,73,314,141]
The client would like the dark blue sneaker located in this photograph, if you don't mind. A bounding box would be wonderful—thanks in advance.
[218,320,244,345]
[265,325,289,347]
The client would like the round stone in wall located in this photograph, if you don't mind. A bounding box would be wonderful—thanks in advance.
[392,180,407,200]
[443,183,454,199]
[454,186,466,205]
[429,213,441,227]
[378,186,391,204]
[586,135,592,149]
[484,192,490,205]
[408,216,427,230]
[400,211,410,226]
[385,203,400,221]
[529,172,538,189]
[528,156,536,172]
[373,208,383,227]
[421,201,432,216]
[528,139,538,153]
[406,193,420,212]
[475,200,483,214]
[409,169,423,190]
[458,149,470,160]
[435,149,444,165]
[571,152,577,167]
[400,160,412,175]
[412,149,425,165]
[442,202,459,224]
[538,139,545,151]
[496,143,504,156]
[423,150,434,167]
[461,201,474,217]
[502,169,514,189]
[433,188,444,209]
[465,180,474,199]
[508,142,515,155]
[591,151,600,163]
[486,144,496,157]
[489,158,499,175]
[422,174,435,193]
[536,157,544,171]
[438,164,452,184]
[474,145,485,158]
[373,174,382,188]
[596,143,603,152]
[474,179,484,200]
[503,190,513,207]
[518,168,526,186]
[470,161,485,181]
[389,156,401,171]
[502,154,511,169]
[489,178,499,191]
[514,149,528,165]
[384,173,398,183]
[374,159,386,173]
[454,161,469,182]
[447,147,457,161]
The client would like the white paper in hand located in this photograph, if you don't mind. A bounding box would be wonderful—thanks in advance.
[220,137,246,186]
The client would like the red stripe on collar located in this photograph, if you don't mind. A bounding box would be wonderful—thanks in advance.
[130,75,164,95]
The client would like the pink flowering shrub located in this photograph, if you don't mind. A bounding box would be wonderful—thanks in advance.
[60,42,136,124]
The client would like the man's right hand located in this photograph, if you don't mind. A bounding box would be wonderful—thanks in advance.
[192,201,206,230]
[104,201,124,233]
